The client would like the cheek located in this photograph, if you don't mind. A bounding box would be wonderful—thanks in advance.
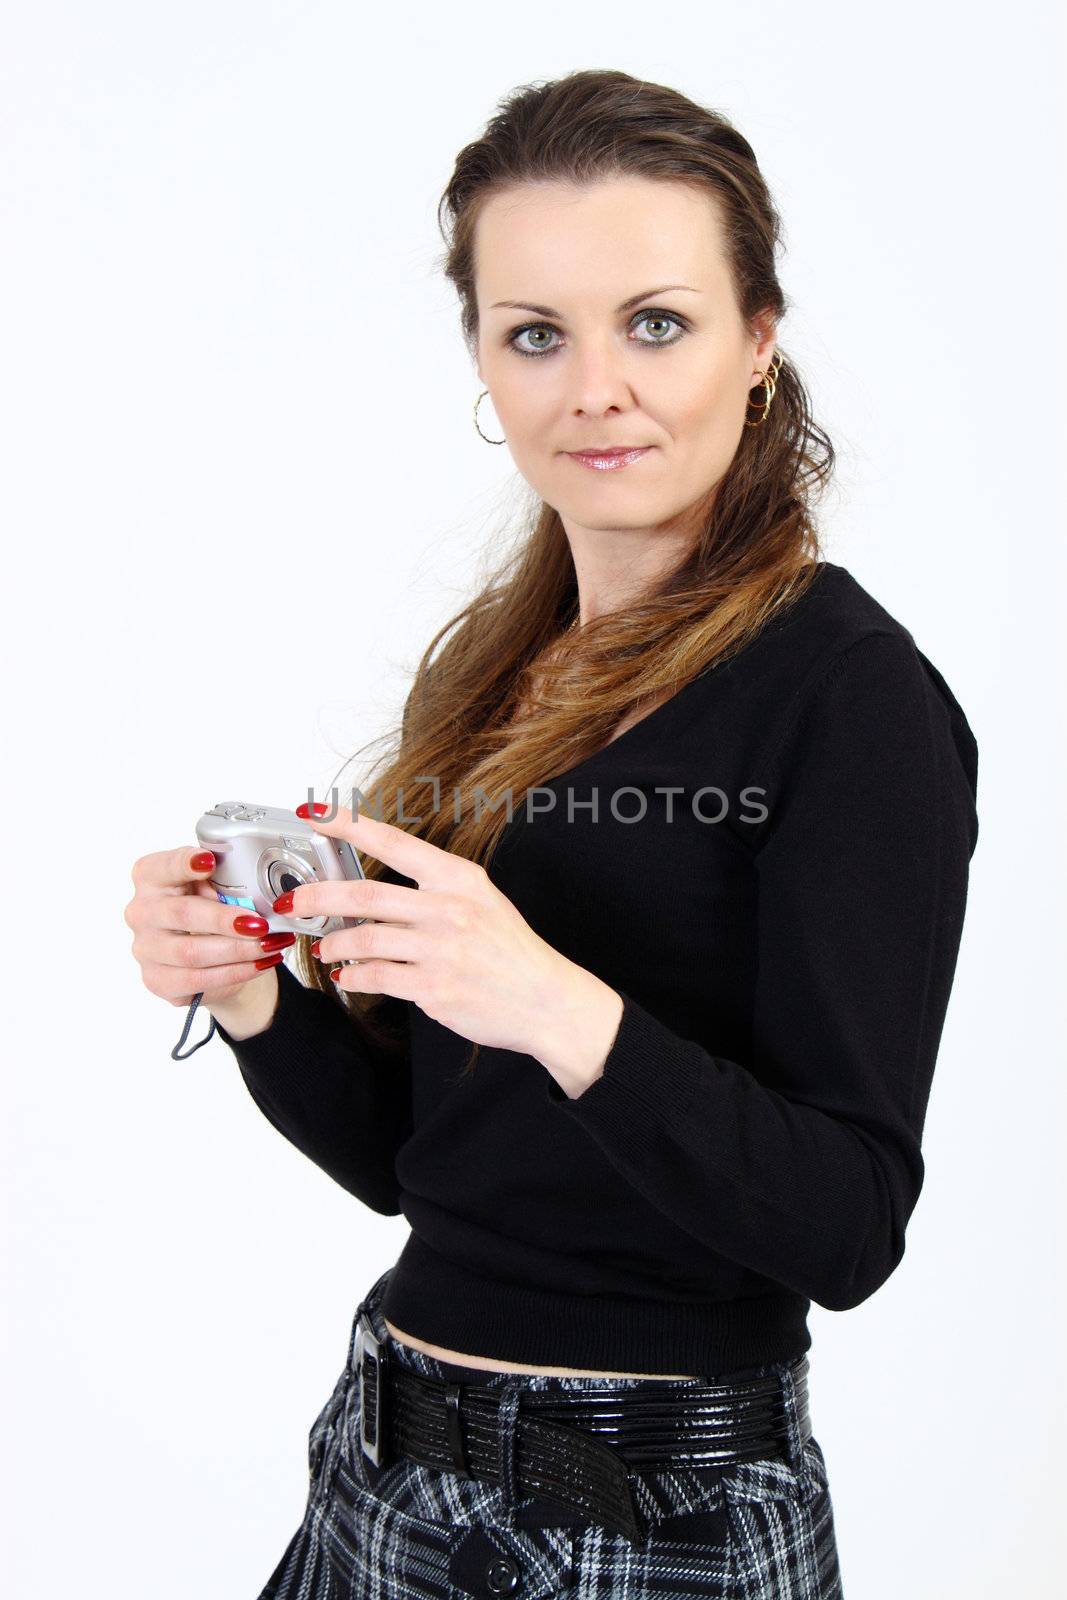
[675,377,747,463]
[491,377,556,442]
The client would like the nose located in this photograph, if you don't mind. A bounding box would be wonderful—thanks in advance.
[562,336,640,417]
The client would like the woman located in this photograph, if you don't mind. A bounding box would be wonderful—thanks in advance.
[126,70,979,1598]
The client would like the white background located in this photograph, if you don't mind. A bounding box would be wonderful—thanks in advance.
[2,3,1062,1595]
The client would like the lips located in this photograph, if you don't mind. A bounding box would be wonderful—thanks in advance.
[565,445,653,472]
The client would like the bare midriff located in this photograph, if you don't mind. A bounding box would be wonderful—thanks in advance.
[383,1317,699,1380]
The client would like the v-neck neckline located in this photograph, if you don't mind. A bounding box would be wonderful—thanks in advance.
[488,563,830,848]
[502,662,716,838]
[485,667,713,864]
[539,663,714,792]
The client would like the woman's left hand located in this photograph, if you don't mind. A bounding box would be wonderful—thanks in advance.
[286,801,607,1071]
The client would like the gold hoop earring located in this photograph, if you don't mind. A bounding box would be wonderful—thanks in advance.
[474,388,506,445]
[744,349,783,428]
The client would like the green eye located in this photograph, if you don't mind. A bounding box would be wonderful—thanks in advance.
[506,310,689,359]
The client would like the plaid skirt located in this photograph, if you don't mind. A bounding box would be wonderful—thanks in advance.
[257,1267,844,1599]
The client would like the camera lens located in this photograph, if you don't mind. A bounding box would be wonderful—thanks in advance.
[266,859,312,898]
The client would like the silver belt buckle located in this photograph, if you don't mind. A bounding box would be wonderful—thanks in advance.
[357,1313,388,1468]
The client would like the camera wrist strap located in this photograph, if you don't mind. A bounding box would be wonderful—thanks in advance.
[171,992,217,1060]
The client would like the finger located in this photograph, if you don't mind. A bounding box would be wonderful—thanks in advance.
[134,927,296,972]
[328,957,419,1001]
[315,922,421,967]
[129,889,275,940]
[140,954,284,1005]
[131,844,219,894]
[279,873,421,926]
[295,800,473,893]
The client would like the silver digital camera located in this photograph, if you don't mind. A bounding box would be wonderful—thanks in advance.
[195,801,368,938]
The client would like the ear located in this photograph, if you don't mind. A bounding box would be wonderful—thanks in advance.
[748,308,778,378]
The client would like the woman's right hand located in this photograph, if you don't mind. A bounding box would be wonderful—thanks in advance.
[124,844,296,1010]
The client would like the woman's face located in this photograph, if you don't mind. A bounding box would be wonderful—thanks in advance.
[474,175,776,544]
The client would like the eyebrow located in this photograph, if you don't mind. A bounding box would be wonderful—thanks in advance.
[489,284,703,318]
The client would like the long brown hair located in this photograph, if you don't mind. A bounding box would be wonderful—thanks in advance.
[294,69,833,1075]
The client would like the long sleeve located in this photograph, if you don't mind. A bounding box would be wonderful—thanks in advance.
[544,629,979,1312]
[216,961,413,1215]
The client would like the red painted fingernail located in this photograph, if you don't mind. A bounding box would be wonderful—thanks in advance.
[272,891,295,913]
[310,940,322,958]
[191,851,215,871]
[233,913,269,935]
[260,932,296,953]
[295,802,330,818]
[329,966,341,981]
[255,952,284,970]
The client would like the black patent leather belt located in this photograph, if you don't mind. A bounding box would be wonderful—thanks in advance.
[354,1313,812,1544]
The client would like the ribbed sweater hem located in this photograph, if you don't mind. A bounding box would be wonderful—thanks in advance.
[381,1233,811,1378]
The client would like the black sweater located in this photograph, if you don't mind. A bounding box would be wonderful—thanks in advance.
[213,562,980,1376]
